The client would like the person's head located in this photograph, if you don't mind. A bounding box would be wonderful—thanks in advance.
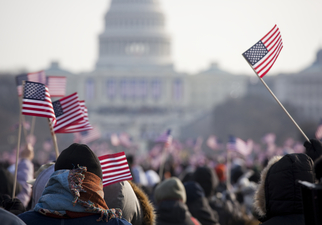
[103,181,155,225]
[192,166,219,198]
[254,153,314,221]
[154,177,186,204]
[55,143,102,179]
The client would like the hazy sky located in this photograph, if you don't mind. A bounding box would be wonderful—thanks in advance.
[1,0,322,75]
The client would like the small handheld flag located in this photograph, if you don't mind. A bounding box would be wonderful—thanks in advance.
[242,25,309,142]
[243,25,283,78]
[98,152,133,187]
[60,100,93,133]
[22,81,56,125]
[155,129,172,148]
[52,93,84,133]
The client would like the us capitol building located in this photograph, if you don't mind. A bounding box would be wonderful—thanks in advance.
[45,0,322,145]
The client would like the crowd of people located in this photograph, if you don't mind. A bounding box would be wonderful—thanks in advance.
[0,137,322,225]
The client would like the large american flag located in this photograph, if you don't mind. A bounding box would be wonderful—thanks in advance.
[61,100,93,133]
[16,71,46,96]
[22,81,56,125]
[98,152,133,187]
[243,25,283,78]
[52,93,84,133]
[46,76,66,97]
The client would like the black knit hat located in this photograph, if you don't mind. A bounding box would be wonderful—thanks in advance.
[55,143,102,179]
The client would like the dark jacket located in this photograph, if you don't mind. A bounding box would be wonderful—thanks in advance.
[254,154,314,225]
[18,211,131,225]
[184,181,220,225]
[155,200,199,225]
[154,177,200,225]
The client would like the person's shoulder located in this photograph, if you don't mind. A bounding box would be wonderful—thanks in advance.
[18,210,44,223]
[0,208,26,225]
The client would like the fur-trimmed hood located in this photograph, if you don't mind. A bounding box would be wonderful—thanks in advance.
[254,154,314,221]
[104,180,155,225]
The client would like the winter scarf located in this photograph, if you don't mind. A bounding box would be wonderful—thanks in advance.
[34,166,122,222]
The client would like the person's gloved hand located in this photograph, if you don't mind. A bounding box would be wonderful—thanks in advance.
[304,138,322,162]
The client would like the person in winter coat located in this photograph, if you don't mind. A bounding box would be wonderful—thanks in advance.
[253,153,314,225]
[192,166,245,225]
[154,177,200,225]
[18,143,131,225]
[28,163,55,209]
[103,180,155,225]
[184,181,220,225]
[10,144,34,208]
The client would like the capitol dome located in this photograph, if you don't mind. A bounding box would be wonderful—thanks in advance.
[96,0,173,71]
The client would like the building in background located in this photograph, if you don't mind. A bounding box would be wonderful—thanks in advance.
[41,0,322,148]
[274,48,322,122]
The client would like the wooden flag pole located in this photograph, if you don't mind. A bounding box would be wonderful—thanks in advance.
[18,97,28,144]
[48,119,59,158]
[243,57,310,142]
[12,82,25,199]
[158,145,167,180]
[30,116,36,138]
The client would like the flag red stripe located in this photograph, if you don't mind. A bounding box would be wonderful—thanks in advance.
[254,38,282,71]
[259,45,283,78]
[260,24,277,42]
[102,175,133,186]
[262,27,279,46]
[257,42,283,76]
[101,162,129,170]
[99,152,127,160]
[265,31,280,50]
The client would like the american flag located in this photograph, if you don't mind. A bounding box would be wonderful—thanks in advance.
[22,81,56,125]
[207,135,219,150]
[16,71,46,96]
[46,76,66,97]
[52,93,84,133]
[60,100,93,133]
[227,136,252,156]
[98,152,133,187]
[155,129,172,148]
[78,126,101,144]
[243,25,283,78]
[315,119,322,140]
